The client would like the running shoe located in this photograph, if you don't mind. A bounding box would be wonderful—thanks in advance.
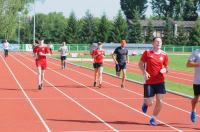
[93,82,96,87]
[150,117,157,126]
[191,111,196,123]
[142,103,148,113]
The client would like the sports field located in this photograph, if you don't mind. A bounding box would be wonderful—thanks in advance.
[0,51,199,131]
[55,53,194,97]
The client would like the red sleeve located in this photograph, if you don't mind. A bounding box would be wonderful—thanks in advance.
[45,47,50,54]
[92,50,97,56]
[163,54,168,67]
[140,50,148,62]
[33,46,38,53]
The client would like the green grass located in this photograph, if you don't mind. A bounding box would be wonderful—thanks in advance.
[54,53,193,72]
[71,61,193,97]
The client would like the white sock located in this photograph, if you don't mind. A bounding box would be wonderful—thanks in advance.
[151,115,156,119]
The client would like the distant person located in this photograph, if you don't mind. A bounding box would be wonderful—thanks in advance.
[58,42,68,69]
[3,39,10,57]
[112,40,129,88]
[48,42,53,54]
[186,49,200,123]
[33,37,51,90]
[138,37,168,126]
[91,42,105,88]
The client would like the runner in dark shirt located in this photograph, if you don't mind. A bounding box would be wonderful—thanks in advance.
[112,40,129,88]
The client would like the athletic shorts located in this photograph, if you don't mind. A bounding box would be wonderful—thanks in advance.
[193,84,200,96]
[93,63,103,69]
[61,56,66,61]
[36,59,47,70]
[116,63,126,72]
[144,82,166,98]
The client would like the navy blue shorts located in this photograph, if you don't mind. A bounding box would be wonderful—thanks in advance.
[193,84,200,96]
[61,56,66,61]
[144,82,166,98]
[115,63,126,72]
[93,63,103,69]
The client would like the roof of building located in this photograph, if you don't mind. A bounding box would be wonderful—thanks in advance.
[130,20,196,28]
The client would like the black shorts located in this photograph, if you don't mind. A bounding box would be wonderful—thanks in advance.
[93,63,103,69]
[116,63,126,72]
[144,82,166,98]
[193,84,200,96]
[61,56,66,61]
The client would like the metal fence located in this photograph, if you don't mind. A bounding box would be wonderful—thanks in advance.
[1,43,200,53]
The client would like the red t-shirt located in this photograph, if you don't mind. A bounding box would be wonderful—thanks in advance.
[33,45,50,61]
[140,50,168,84]
[92,49,105,63]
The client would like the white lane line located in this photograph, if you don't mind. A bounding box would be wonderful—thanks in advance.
[10,54,118,132]
[20,53,183,131]
[20,53,197,117]
[0,55,51,132]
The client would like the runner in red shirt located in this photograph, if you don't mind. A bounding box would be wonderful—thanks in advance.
[138,37,168,126]
[33,37,50,90]
[91,42,105,88]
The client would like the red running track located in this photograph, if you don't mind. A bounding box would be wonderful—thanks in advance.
[0,52,199,131]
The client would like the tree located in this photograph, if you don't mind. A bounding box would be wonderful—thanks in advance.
[80,10,97,43]
[46,12,67,43]
[183,0,198,21]
[190,19,200,45]
[64,12,79,44]
[120,0,148,19]
[108,10,128,43]
[151,0,168,19]
[97,13,110,42]
[128,10,144,43]
[163,18,175,45]
[175,24,189,45]
[0,0,28,40]
[145,20,154,43]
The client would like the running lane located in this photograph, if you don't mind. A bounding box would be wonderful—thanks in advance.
[7,53,118,132]
[19,52,198,131]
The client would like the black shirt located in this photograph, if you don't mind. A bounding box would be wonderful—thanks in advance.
[113,46,128,64]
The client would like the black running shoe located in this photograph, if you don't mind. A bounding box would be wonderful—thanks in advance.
[93,82,96,87]
[38,85,42,90]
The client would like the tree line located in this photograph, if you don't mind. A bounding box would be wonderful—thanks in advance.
[1,0,200,45]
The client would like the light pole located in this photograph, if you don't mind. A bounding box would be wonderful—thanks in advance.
[33,0,35,44]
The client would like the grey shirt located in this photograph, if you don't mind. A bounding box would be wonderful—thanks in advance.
[59,46,68,56]
[188,49,200,84]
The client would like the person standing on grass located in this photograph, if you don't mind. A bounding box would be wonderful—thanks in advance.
[3,39,10,58]
[112,40,129,88]
[58,42,68,69]
[91,42,105,88]
[33,37,50,90]
[138,37,168,126]
[186,49,200,123]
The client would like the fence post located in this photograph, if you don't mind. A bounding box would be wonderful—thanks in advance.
[77,44,78,52]
[192,46,194,52]
[183,46,184,52]
[173,46,175,52]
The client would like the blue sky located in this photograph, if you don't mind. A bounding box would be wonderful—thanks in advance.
[33,0,152,19]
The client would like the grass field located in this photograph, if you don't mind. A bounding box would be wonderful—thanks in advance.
[53,53,194,97]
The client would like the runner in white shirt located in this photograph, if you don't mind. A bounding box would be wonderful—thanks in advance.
[58,42,68,69]
[3,39,10,57]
